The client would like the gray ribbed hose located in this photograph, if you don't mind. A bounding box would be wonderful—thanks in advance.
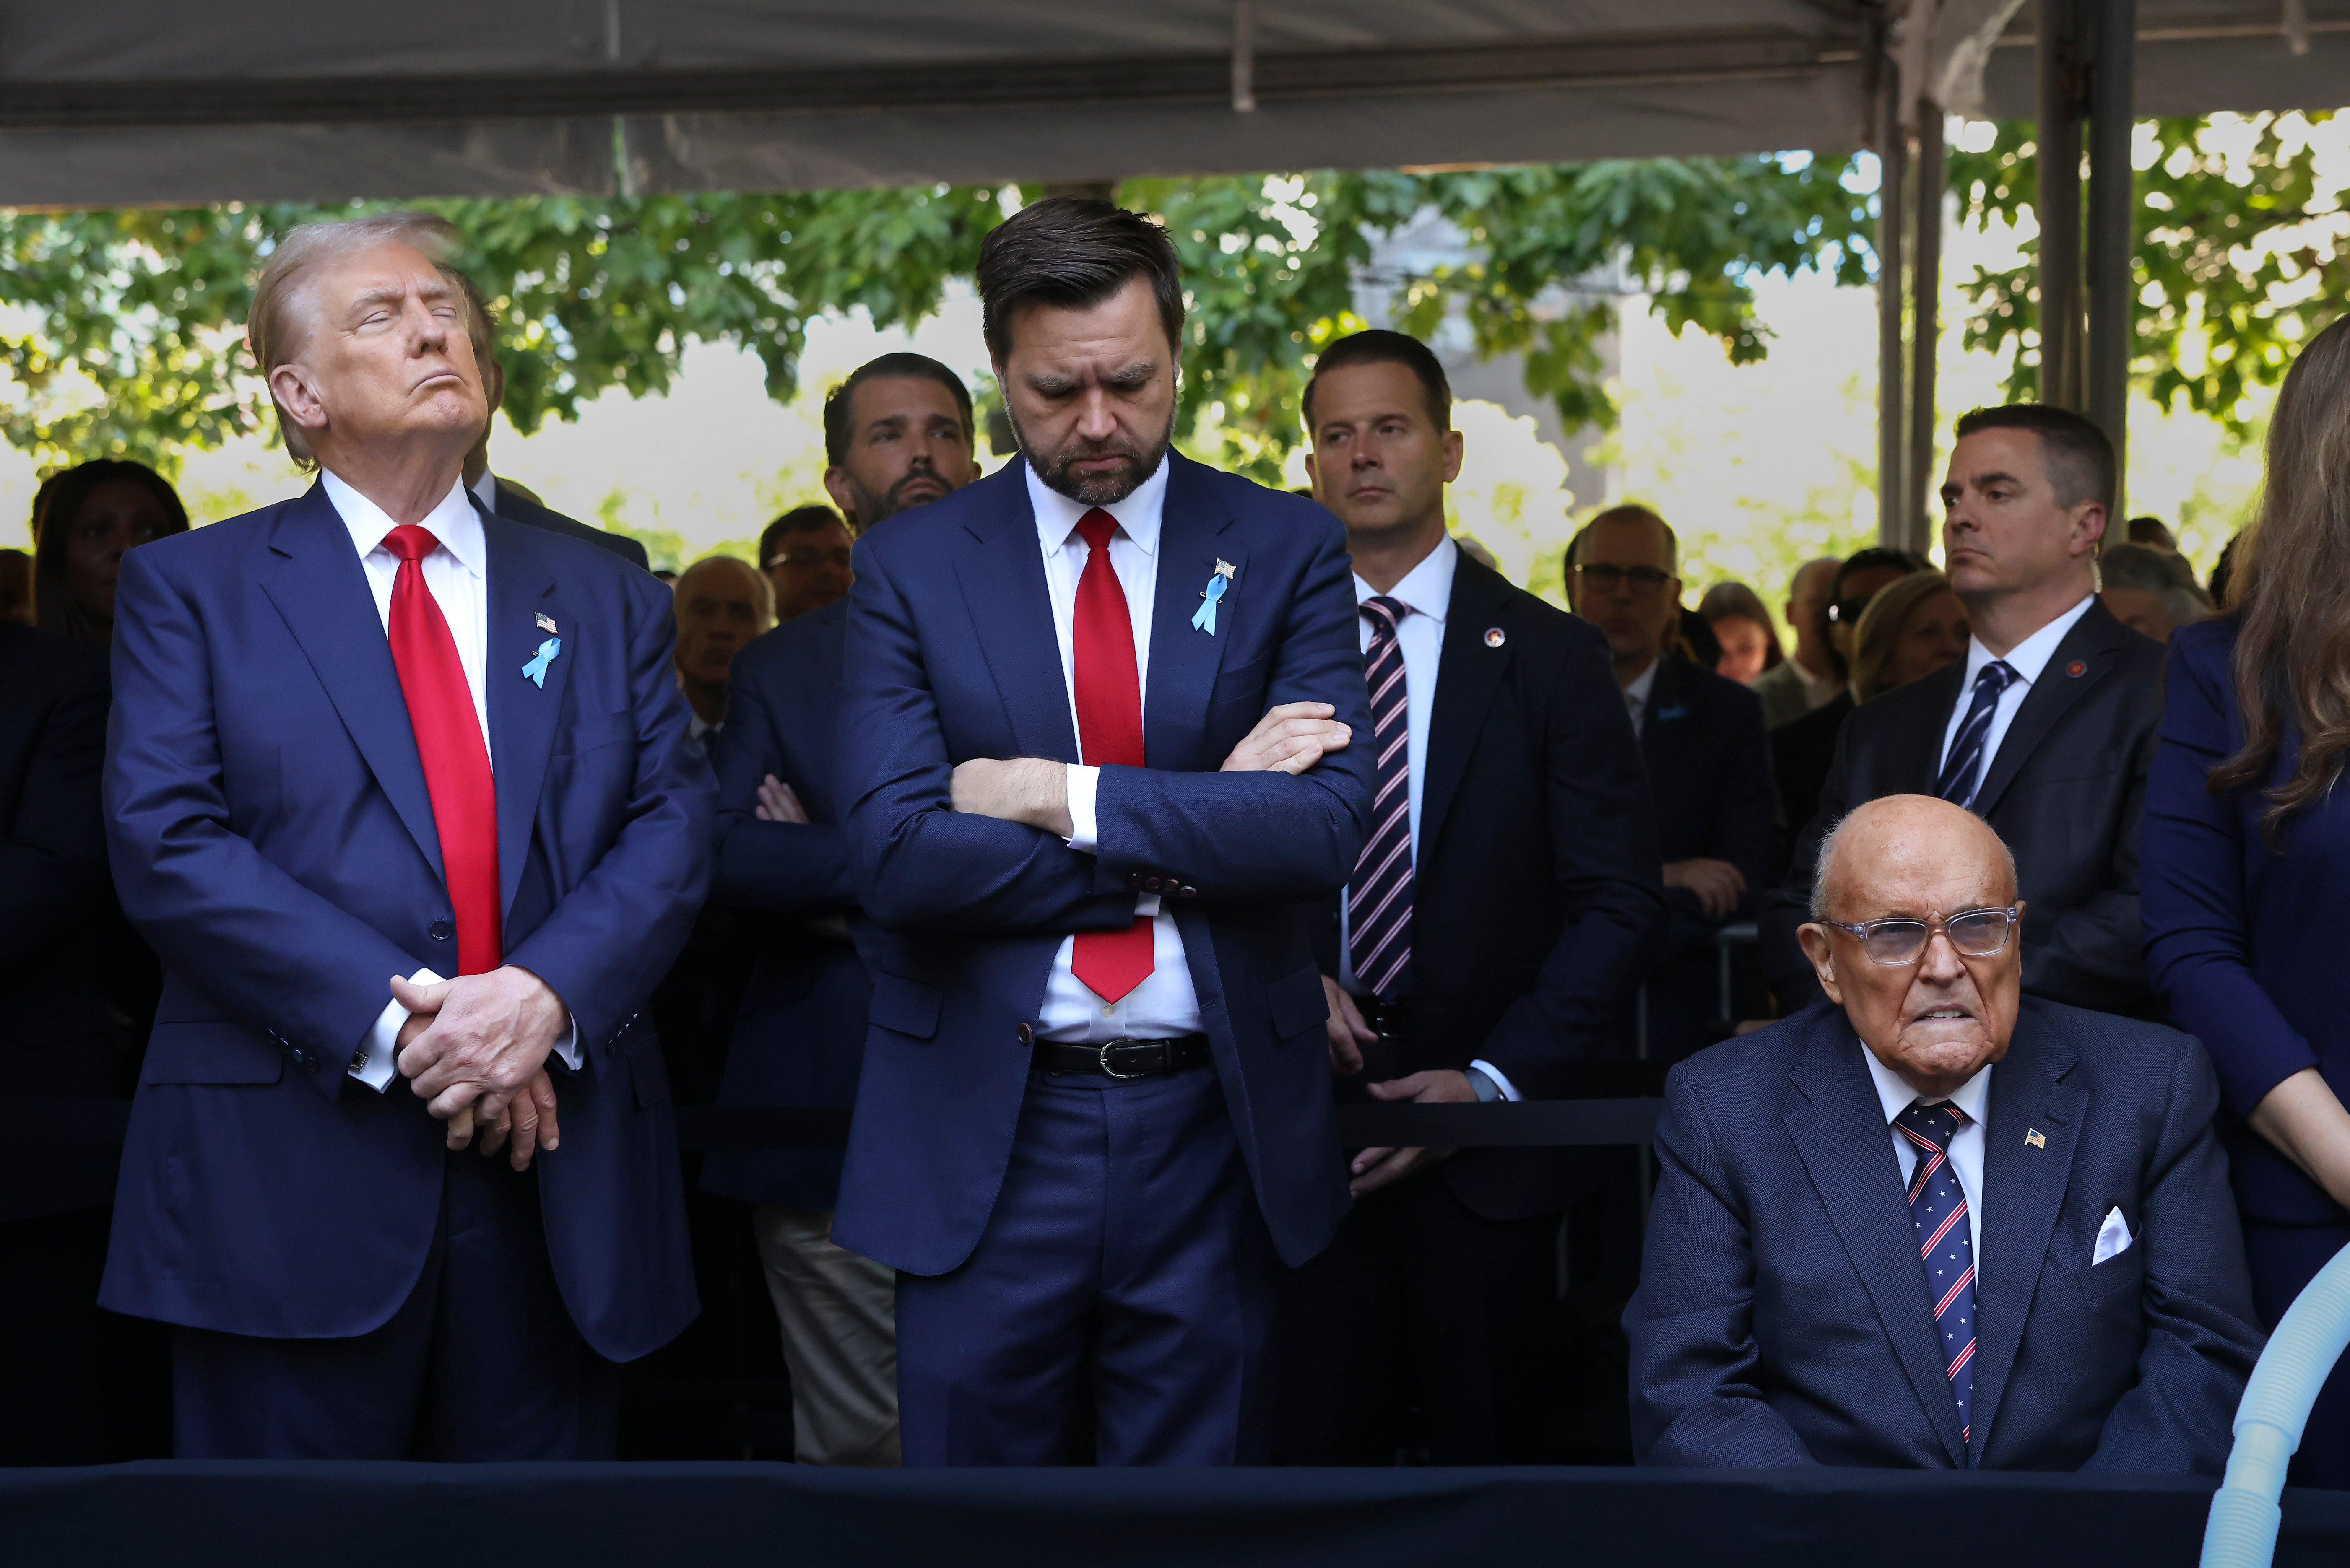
[2200,1241,2350,1568]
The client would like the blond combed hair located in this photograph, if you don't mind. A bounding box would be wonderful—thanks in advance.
[246,211,471,470]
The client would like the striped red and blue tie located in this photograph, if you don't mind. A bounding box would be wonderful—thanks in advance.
[1897,1100,1978,1446]
[1347,595,1413,999]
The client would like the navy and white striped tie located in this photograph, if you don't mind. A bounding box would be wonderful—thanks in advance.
[1897,1101,1978,1445]
[1936,660,2019,809]
[1348,595,1414,999]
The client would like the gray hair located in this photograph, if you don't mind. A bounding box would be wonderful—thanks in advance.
[1809,807,2020,921]
[247,211,471,470]
[2100,542,2214,630]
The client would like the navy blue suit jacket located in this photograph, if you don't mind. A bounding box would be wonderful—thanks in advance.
[702,600,870,1211]
[2145,616,2350,1229]
[98,484,712,1361]
[832,454,1374,1275]
[1627,996,2262,1473]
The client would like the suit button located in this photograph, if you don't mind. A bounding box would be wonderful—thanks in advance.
[1015,1023,1035,1046]
[1144,876,1162,891]
[1180,885,1198,898]
[429,920,452,941]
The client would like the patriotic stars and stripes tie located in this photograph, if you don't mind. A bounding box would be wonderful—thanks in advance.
[1935,659,2019,809]
[1897,1100,1979,1444]
[1348,594,1413,999]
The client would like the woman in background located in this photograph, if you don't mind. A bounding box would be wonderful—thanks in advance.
[2144,313,2350,1488]
[1698,580,1782,685]
[32,459,189,646]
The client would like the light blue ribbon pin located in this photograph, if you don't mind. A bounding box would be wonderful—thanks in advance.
[1191,559,1236,635]
[521,636,562,688]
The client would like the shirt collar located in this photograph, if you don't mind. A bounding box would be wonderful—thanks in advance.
[1862,1043,1993,1128]
[1622,656,1661,713]
[323,469,486,581]
[1027,452,1170,558]
[1961,592,2095,690]
[1353,534,1457,624]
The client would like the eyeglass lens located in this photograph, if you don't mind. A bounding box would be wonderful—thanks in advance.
[1861,910,2013,963]
[1575,564,1669,595]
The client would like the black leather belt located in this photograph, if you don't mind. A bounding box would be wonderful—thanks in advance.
[1034,1033,1212,1079]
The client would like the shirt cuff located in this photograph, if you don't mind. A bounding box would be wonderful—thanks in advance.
[1468,1059,1523,1103]
[350,967,581,1092]
[1065,763,1102,853]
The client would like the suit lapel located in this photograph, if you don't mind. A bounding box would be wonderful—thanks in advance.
[954,460,1079,763]
[481,516,570,926]
[1144,456,1241,773]
[1899,662,1966,796]
[1970,600,2121,816]
[257,485,444,881]
[1637,654,1685,776]
[1418,559,1511,852]
[1965,1012,2086,1465]
[1784,1014,1972,1466]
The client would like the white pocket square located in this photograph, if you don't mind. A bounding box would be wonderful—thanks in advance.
[2093,1205,2134,1267]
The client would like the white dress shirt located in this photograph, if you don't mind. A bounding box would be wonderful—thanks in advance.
[321,470,580,1090]
[1025,457,1204,1044]
[1622,656,1661,737]
[1864,1048,1991,1277]
[1331,537,1518,1101]
[1935,594,2097,780]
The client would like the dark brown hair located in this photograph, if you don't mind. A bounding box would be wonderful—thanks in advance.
[1697,580,1783,671]
[758,504,847,567]
[976,197,1184,362]
[2210,315,2350,836]
[1951,403,2116,511]
[33,459,191,644]
[821,353,973,467]
[1302,330,1453,433]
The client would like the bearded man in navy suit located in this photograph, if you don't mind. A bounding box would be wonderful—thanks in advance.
[833,197,1374,1465]
[100,213,709,1459]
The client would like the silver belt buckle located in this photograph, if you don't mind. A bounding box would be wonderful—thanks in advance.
[1098,1039,1144,1079]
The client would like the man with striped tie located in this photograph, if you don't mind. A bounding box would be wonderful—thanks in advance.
[1763,404,2165,1020]
[1629,794,2260,1472]
[1275,332,1665,1464]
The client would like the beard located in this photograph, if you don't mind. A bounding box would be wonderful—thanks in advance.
[1008,402,1176,507]
[842,463,954,530]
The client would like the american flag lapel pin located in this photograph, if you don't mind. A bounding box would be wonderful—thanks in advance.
[536,612,558,634]
[2025,1128,2046,1149]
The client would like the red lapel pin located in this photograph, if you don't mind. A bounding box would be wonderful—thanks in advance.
[2065,660,2087,678]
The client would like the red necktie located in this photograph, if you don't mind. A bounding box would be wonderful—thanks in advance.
[1070,509,1154,1004]
[380,525,502,977]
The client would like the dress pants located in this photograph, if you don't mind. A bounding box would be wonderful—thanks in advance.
[2243,1219,2350,1489]
[895,1065,1281,1466]
[1274,1168,1563,1465]
[171,1135,616,1461]
[752,1203,900,1466]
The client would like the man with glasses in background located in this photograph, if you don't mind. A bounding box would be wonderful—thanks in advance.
[1761,405,2163,1019]
[1628,793,2259,1472]
[1566,506,1771,1061]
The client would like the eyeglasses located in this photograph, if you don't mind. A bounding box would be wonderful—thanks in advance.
[1573,563,1674,597]
[1826,596,1874,627]
[767,547,854,571]
[1818,906,2020,966]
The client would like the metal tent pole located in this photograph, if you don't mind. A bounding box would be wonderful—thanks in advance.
[2037,0,2087,411]
[1907,100,1945,556]
[1877,69,1909,547]
[2085,0,2137,510]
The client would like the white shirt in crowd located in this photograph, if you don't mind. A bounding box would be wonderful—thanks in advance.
[1622,656,1661,737]
[1028,455,1204,1044]
[1935,593,2097,781]
[321,469,580,1090]
[1333,536,1519,1101]
[1864,1048,1989,1277]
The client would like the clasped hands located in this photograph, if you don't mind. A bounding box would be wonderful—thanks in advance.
[949,701,1353,828]
[390,966,569,1170]
[1322,975,1474,1197]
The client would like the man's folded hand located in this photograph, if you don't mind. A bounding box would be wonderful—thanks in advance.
[391,966,567,1149]
[1222,701,1350,775]
[950,757,1072,836]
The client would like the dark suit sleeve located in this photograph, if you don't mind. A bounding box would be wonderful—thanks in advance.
[2142,636,2315,1114]
[708,658,854,918]
[1471,626,1667,1093]
[2083,1033,2265,1475]
[104,548,422,1056]
[1624,1064,1820,1467]
[0,644,108,966]
[840,536,1138,936]
[501,569,714,1054]
[1762,719,1854,1009]
[2022,701,2151,1013]
[1661,684,1774,956]
[1089,511,1373,902]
